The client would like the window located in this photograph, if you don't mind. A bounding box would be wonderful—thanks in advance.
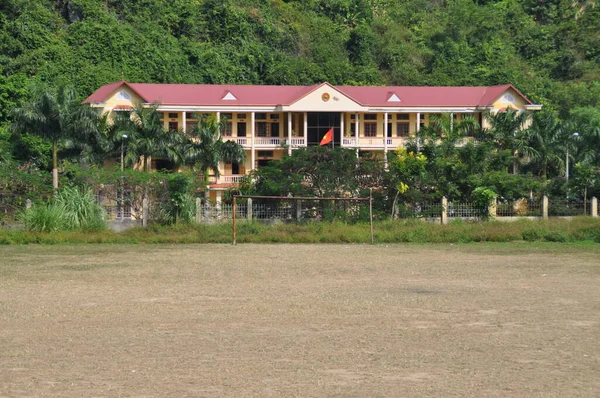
[237,122,247,137]
[364,114,377,120]
[221,113,232,120]
[350,123,356,136]
[270,114,280,120]
[257,151,273,157]
[237,113,247,119]
[168,113,178,119]
[397,122,409,137]
[256,122,268,137]
[350,114,357,120]
[387,123,392,137]
[364,122,377,137]
[397,114,410,121]
[168,121,179,131]
[271,122,280,137]
[255,113,267,120]
[223,121,232,136]
[116,90,131,101]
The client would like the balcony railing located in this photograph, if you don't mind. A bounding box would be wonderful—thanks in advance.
[207,174,246,184]
[222,136,306,148]
[342,137,409,149]
[219,174,246,184]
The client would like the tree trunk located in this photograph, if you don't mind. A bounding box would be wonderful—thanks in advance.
[52,141,59,192]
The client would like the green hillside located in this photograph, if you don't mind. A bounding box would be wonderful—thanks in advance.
[1,0,599,120]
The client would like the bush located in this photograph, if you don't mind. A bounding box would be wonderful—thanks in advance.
[19,187,106,232]
[54,187,106,231]
[19,203,65,232]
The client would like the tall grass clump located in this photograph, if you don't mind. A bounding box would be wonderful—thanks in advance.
[18,203,65,232]
[20,187,106,232]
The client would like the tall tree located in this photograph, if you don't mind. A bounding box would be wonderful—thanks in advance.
[10,85,100,190]
[174,116,246,183]
[484,109,533,174]
[110,105,177,171]
[526,112,567,182]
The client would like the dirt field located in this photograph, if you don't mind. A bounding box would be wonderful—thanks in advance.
[1,243,599,397]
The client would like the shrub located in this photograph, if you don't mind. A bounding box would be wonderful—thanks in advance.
[54,187,106,231]
[19,203,65,232]
[20,187,106,232]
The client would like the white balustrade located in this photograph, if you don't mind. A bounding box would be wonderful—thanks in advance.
[219,175,246,184]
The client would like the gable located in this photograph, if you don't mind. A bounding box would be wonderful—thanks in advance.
[491,88,528,110]
[104,86,143,110]
[283,83,366,112]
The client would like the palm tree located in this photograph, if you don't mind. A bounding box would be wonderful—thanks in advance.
[10,85,101,190]
[110,105,177,171]
[419,113,480,156]
[484,109,533,174]
[175,116,246,184]
[526,112,567,182]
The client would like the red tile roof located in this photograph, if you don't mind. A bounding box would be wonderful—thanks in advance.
[83,81,533,108]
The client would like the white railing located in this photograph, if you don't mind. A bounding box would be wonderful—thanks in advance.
[343,137,410,149]
[385,137,410,148]
[343,137,357,146]
[223,136,249,146]
[219,174,246,184]
[289,137,306,146]
[223,136,306,148]
[254,137,285,147]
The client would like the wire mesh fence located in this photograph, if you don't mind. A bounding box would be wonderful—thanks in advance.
[447,202,483,219]
[548,200,591,216]
[496,199,542,217]
[396,202,443,219]
[196,199,370,223]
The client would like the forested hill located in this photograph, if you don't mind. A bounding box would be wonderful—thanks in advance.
[1,0,599,122]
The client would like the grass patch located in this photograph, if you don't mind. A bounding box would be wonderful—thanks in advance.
[0,217,599,245]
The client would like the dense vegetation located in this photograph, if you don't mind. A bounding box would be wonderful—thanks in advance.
[1,0,599,228]
[1,0,599,118]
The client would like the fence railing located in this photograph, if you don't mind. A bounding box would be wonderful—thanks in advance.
[496,200,542,217]
[548,200,592,216]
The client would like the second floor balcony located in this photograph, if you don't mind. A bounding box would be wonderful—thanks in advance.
[223,136,306,148]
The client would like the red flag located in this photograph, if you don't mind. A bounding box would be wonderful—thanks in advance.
[319,128,333,146]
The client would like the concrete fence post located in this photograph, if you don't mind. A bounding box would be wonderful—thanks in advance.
[247,198,253,221]
[142,197,148,227]
[489,198,497,220]
[441,196,448,225]
[25,199,32,209]
[542,195,549,219]
[592,197,598,217]
[196,198,202,223]
[296,199,302,221]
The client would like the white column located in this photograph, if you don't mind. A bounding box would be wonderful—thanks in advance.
[182,111,186,133]
[251,112,256,170]
[216,111,221,135]
[416,112,421,152]
[340,113,344,147]
[450,112,453,133]
[355,114,359,158]
[383,112,388,169]
[303,112,308,147]
[287,112,292,155]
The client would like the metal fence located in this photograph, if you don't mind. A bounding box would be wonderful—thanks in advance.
[196,199,369,222]
[496,200,542,217]
[396,202,442,218]
[548,200,591,216]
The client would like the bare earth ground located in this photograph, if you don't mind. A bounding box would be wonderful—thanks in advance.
[0,243,599,397]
